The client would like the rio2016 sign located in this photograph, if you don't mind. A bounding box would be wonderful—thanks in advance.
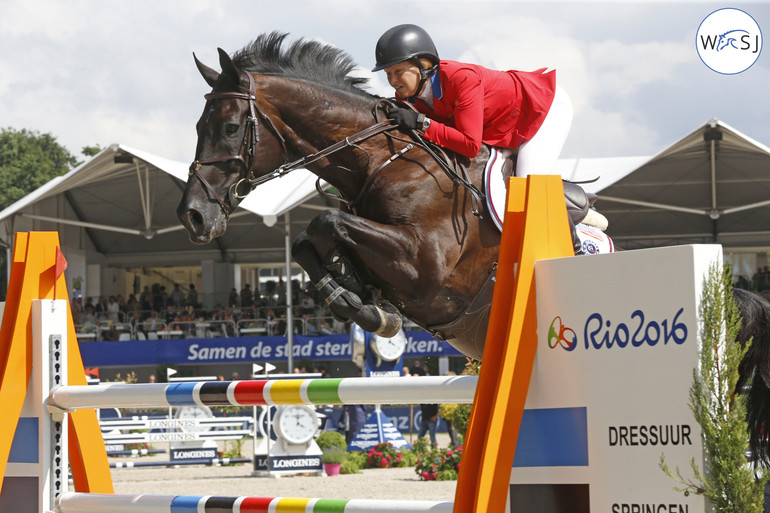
[548,307,689,351]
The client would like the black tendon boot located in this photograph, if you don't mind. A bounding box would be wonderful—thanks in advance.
[314,275,402,337]
[325,249,363,295]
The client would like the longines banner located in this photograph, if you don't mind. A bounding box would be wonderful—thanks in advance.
[79,331,463,366]
[508,245,720,513]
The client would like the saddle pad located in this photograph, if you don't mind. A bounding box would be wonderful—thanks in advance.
[482,147,614,255]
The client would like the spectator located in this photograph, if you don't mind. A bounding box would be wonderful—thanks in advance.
[344,404,367,444]
[107,296,120,322]
[146,310,161,332]
[241,284,253,308]
[302,314,316,335]
[186,284,198,308]
[164,305,176,325]
[410,360,427,377]
[139,286,153,310]
[417,402,439,446]
[300,292,315,316]
[130,311,145,337]
[82,305,96,325]
[265,309,277,334]
[170,284,185,308]
[102,324,119,341]
[117,294,128,321]
[95,296,107,319]
[228,288,239,308]
[71,298,82,325]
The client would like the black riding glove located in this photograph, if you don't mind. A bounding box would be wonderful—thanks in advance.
[386,106,420,132]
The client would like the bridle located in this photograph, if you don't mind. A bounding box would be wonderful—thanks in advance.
[188,72,287,218]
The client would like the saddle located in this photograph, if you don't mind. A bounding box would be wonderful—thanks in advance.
[496,147,607,230]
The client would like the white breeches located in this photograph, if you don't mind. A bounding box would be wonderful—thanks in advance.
[515,84,573,178]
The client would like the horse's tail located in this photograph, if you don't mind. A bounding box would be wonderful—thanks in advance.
[734,288,770,467]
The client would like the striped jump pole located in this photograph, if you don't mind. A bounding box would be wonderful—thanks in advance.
[49,375,477,410]
[109,458,252,469]
[55,492,454,512]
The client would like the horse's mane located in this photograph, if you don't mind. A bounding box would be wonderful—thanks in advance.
[231,32,373,98]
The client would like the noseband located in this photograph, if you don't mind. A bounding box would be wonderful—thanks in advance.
[188,72,286,218]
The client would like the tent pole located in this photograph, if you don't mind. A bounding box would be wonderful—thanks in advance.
[284,212,293,373]
[710,139,717,213]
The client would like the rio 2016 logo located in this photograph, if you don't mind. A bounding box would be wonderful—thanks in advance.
[547,308,688,351]
[696,8,762,74]
[548,316,577,349]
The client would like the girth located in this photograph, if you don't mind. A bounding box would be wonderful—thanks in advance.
[421,263,497,361]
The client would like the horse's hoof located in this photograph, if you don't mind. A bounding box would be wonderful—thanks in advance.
[373,301,402,338]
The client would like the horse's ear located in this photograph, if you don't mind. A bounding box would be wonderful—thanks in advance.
[194,53,219,88]
[218,48,240,82]
[217,48,249,89]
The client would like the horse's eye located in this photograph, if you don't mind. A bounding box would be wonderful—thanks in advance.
[225,123,240,136]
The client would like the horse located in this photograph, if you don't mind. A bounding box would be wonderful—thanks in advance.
[177,32,502,361]
[176,33,770,467]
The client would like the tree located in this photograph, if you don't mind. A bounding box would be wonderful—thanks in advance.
[81,145,102,158]
[0,128,78,211]
[0,128,79,299]
[660,263,766,512]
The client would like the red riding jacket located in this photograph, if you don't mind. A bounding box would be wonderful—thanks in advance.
[399,60,556,158]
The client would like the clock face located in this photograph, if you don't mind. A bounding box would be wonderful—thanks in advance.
[276,405,318,445]
[175,405,213,433]
[373,330,407,361]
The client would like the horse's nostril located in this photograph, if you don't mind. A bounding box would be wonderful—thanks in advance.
[188,209,204,227]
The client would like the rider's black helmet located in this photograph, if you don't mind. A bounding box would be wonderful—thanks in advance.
[372,24,440,71]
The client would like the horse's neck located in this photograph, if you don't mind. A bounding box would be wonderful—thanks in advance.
[266,77,373,150]
[265,77,381,196]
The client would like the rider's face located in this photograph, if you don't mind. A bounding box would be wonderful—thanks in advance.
[385,61,422,97]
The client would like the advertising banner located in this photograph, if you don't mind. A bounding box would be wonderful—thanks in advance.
[509,245,721,513]
[79,331,462,367]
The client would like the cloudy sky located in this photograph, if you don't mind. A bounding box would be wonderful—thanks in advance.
[1,1,768,164]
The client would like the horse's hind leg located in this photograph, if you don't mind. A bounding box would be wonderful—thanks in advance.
[292,231,401,337]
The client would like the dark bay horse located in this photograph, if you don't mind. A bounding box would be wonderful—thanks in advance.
[177,33,499,360]
[176,33,770,466]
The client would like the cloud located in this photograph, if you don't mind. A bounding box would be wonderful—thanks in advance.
[1,0,768,163]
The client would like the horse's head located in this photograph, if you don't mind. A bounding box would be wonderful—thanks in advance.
[177,49,287,244]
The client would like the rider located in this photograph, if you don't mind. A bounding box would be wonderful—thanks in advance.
[373,24,583,254]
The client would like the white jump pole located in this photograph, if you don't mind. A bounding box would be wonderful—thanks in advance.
[48,375,477,410]
[55,492,455,513]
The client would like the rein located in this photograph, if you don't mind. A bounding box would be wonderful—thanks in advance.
[236,118,397,199]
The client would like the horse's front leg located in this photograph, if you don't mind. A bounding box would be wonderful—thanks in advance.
[292,229,402,337]
[293,209,431,337]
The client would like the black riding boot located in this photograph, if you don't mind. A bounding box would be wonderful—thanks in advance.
[569,216,584,256]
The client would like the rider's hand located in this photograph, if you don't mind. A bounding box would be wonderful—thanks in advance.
[386,106,421,132]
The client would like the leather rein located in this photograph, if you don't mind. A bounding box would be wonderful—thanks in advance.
[189,75,485,218]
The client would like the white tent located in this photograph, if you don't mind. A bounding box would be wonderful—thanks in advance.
[584,119,770,251]
[0,143,332,268]
[3,117,769,277]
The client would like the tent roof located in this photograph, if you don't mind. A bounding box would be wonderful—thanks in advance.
[592,119,770,250]
[0,144,334,267]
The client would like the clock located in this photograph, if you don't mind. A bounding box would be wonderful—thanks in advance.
[370,329,407,362]
[175,405,214,433]
[274,405,319,445]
